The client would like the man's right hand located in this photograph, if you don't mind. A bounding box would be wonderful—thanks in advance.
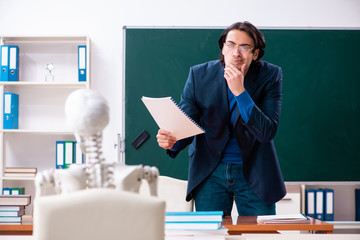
[156,129,177,149]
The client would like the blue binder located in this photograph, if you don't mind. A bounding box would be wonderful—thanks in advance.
[1,45,9,81]
[2,188,11,195]
[78,46,86,82]
[56,141,65,169]
[64,141,74,168]
[8,45,19,81]
[1,45,19,82]
[3,93,19,129]
[355,189,360,221]
[74,141,84,164]
[315,189,325,221]
[324,189,334,221]
[305,189,316,218]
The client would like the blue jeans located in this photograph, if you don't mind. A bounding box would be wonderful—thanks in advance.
[193,162,275,216]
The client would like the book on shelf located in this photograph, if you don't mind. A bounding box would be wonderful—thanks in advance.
[10,188,25,195]
[5,167,37,173]
[257,214,310,224]
[3,172,36,178]
[64,141,74,168]
[4,167,37,178]
[356,188,360,221]
[324,189,334,221]
[56,141,84,169]
[0,216,21,223]
[3,92,19,129]
[141,96,205,140]
[56,141,65,169]
[0,195,31,206]
[2,187,25,195]
[0,209,24,217]
[74,141,84,164]
[305,188,334,221]
[0,205,25,211]
[165,211,223,222]
[2,188,11,195]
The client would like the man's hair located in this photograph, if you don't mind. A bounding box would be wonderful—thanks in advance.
[218,21,266,66]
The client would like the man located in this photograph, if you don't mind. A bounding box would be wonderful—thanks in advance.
[157,21,286,216]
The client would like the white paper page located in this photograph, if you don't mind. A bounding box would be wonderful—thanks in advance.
[142,96,205,140]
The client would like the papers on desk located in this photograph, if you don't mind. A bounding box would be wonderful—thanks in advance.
[257,214,310,224]
[141,96,205,140]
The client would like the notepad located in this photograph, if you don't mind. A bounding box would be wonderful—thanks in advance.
[141,96,205,140]
[257,214,310,224]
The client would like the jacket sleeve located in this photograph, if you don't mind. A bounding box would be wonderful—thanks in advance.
[242,67,283,143]
[167,67,199,158]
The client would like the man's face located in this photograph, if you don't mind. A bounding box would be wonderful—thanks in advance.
[222,29,259,74]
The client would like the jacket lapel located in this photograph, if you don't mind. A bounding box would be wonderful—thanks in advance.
[216,65,230,127]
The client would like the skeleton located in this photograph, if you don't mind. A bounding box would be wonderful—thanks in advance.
[35,89,159,197]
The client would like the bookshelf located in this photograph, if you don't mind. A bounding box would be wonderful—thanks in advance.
[282,182,360,232]
[0,36,90,215]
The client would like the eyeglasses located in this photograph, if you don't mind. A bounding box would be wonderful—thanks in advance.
[224,42,253,54]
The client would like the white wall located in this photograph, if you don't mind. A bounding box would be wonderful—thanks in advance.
[0,0,359,162]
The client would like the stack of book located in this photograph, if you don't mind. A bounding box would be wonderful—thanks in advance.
[4,167,37,178]
[165,211,224,230]
[0,195,31,223]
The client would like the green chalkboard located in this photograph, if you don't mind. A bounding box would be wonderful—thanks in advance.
[124,27,360,181]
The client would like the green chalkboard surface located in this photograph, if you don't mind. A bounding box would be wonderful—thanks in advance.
[124,27,360,181]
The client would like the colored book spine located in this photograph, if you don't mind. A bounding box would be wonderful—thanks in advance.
[324,189,334,221]
[356,189,360,221]
[2,188,11,195]
[11,188,25,195]
[56,141,65,169]
[305,189,316,218]
[3,93,19,129]
[64,141,74,168]
[78,46,86,82]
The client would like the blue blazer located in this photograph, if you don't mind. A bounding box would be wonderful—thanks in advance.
[167,60,286,205]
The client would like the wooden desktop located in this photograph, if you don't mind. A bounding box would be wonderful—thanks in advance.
[0,221,33,235]
[0,216,333,236]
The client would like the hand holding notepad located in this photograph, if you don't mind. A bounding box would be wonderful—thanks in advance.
[141,96,205,140]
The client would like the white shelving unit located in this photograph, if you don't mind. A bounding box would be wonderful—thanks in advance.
[0,36,90,215]
[280,182,360,233]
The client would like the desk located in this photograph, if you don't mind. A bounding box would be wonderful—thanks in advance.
[223,216,333,234]
[0,216,334,236]
[0,222,32,235]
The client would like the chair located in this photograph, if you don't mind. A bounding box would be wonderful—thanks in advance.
[33,188,165,240]
[140,175,194,212]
